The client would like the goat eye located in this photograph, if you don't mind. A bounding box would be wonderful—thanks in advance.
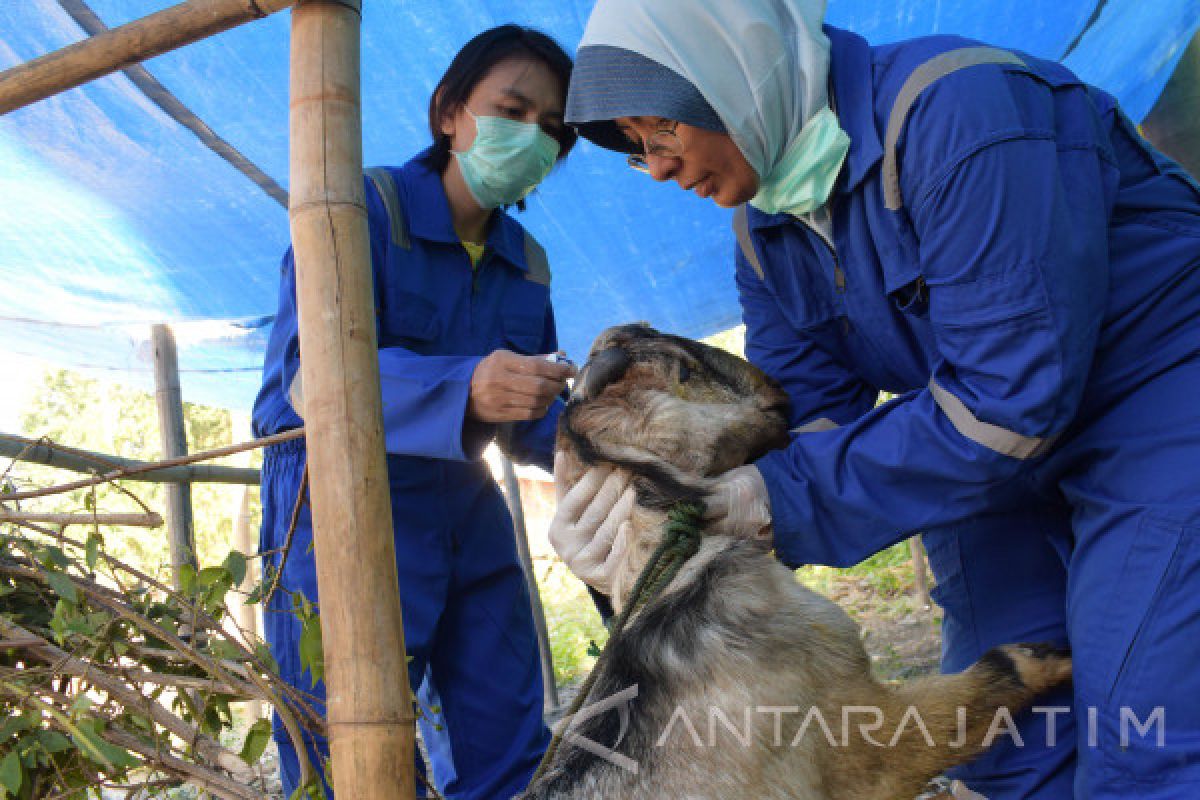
[678,363,692,383]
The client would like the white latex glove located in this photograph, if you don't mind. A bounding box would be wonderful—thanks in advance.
[702,465,773,541]
[548,453,637,596]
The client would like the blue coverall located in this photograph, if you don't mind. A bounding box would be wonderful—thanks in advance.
[252,150,558,799]
[738,28,1200,799]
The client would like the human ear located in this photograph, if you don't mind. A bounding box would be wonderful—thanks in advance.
[436,88,458,138]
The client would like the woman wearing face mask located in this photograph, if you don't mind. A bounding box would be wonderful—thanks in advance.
[252,25,577,800]
[551,1,1200,798]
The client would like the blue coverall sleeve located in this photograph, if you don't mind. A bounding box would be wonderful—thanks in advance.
[376,349,490,461]
[735,246,879,430]
[495,303,565,473]
[754,67,1112,567]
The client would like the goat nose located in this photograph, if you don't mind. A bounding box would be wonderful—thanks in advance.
[574,346,630,400]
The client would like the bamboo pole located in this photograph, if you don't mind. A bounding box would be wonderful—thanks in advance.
[0,433,260,486]
[0,0,295,116]
[500,456,560,710]
[152,324,197,587]
[0,509,163,527]
[289,2,415,799]
[0,429,302,503]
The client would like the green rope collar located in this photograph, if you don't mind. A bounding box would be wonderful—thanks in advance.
[530,501,705,786]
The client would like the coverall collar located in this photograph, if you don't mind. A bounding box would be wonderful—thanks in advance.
[748,26,884,231]
[400,150,532,273]
[826,26,883,194]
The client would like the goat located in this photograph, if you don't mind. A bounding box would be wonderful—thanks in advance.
[522,323,1071,800]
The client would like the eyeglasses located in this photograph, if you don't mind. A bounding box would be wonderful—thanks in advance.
[625,121,684,173]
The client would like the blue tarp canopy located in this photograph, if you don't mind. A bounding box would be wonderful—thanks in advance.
[2,1,1198,409]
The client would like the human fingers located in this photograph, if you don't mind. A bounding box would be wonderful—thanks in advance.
[578,486,636,565]
[576,469,633,533]
[601,519,632,579]
[554,463,613,521]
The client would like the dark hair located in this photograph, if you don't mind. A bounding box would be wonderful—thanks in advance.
[425,25,578,174]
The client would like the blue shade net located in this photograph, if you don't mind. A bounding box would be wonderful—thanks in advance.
[1,0,1197,409]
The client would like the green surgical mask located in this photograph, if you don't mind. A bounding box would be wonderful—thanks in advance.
[749,106,850,217]
[454,111,561,209]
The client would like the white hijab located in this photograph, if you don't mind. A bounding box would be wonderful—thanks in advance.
[578,0,835,183]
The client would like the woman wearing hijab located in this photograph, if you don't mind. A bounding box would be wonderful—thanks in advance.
[550,1,1200,798]
[253,26,577,800]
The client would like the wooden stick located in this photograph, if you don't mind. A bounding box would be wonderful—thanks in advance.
[1,428,303,502]
[0,510,163,528]
[910,536,931,609]
[0,0,295,116]
[0,618,257,783]
[289,2,416,798]
[0,433,261,486]
[101,728,262,800]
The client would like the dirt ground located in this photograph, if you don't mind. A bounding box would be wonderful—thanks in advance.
[821,568,944,682]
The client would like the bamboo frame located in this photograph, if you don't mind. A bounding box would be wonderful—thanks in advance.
[152,324,197,584]
[0,509,163,527]
[289,2,416,798]
[0,433,261,486]
[1,428,302,503]
[0,0,295,116]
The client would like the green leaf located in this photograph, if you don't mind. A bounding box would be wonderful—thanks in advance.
[84,533,102,572]
[38,546,69,569]
[292,591,312,618]
[239,719,272,765]
[0,750,22,796]
[253,640,279,673]
[68,719,138,772]
[0,713,33,741]
[207,639,242,661]
[222,551,247,586]
[179,564,197,596]
[35,730,72,754]
[44,571,77,604]
[197,566,230,589]
[299,614,324,685]
[83,493,95,512]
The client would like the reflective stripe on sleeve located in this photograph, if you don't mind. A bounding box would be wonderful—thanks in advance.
[792,417,840,434]
[928,378,1056,459]
[288,371,305,420]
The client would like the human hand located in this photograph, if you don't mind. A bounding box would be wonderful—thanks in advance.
[468,350,576,423]
[547,454,637,596]
[702,465,772,541]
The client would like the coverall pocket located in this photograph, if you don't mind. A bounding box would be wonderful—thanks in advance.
[502,313,544,354]
[1099,516,1182,703]
[380,290,440,348]
[1095,515,1195,782]
[889,276,929,318]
